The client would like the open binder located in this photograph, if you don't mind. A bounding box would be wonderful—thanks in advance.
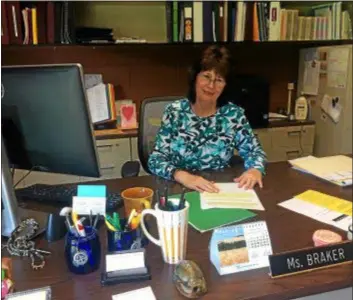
[86,83,117,128]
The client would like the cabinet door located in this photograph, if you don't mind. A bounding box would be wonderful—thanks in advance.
[253,129,272,156]
[94,138,131,179]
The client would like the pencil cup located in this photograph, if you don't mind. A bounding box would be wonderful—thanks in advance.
[64,226,101,275]
[106,218,148,252]
[140,202,189,264]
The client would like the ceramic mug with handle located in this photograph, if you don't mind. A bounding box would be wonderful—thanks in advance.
[121,187,153,217]
[140,202,189,264]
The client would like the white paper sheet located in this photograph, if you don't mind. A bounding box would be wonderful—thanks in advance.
[112,287,156,300]
[327,47,349,88]
[278,198,352,231]
[72,196,106,216]
[86,83,109,123]
[320,94,342,123]
[200,183,265,211]
[302,60,320,95]
[106,251,145,273]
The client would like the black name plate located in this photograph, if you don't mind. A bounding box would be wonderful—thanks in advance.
[269,241,353,278]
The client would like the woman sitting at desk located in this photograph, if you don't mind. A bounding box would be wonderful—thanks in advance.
[148,45,267,192]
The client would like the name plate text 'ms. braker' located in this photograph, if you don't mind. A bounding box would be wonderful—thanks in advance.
[269,241,353,278]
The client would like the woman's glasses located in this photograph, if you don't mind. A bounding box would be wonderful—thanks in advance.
[199,73,226,88]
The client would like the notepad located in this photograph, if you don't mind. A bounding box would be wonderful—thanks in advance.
[200,183,265,211]
[173,192,256,233]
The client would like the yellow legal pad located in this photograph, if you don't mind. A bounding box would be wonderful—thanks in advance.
[295,190,352,216]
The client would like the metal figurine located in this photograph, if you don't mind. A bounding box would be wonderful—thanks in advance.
[173,260,207,299]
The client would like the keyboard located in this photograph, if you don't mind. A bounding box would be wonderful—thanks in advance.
[15,184,123,210]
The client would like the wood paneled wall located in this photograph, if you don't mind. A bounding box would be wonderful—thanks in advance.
[2,43,301,114]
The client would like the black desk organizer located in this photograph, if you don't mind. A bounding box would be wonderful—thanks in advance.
[101,248,151,286]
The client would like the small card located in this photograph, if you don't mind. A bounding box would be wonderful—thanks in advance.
[112,286,156,300]
[77,185,106,198]
[106,249,145,273]
[120,103,137,129]
[72,196,106,216]
[5,286,51,300]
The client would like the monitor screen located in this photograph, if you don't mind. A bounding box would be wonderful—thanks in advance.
[1,64,101,178]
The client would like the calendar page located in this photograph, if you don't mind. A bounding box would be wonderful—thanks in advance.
[209,221,273,275]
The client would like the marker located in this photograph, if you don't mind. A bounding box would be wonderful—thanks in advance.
[75,217,86,237]
[125,209,136,231]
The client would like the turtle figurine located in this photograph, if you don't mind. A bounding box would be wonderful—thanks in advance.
[173,260,207,299]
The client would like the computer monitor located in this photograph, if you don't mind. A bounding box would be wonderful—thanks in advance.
[1,64,101,236]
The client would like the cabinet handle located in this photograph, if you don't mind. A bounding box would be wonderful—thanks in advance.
[286,150,300,155]
[287,131,301,136]
[101,165,115,170]
[97,144,113,149]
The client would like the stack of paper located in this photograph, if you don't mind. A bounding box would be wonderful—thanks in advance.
[289,155,352,186]
[200,183,265,211]
[278,190,352,231]
[112,287,156,300]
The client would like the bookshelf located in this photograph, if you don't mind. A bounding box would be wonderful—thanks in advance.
[2,1,353,115]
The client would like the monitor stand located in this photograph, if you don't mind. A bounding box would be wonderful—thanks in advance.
[1,139,48,238]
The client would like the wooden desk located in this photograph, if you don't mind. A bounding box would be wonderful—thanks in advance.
[6,162,353,300]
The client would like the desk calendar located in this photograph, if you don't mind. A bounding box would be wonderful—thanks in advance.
[209,221,273,275]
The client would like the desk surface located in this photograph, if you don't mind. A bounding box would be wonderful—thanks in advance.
[7,161,352,300]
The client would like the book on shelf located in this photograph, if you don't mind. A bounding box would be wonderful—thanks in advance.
[1,1,75,45]
[1,1,352,45]
[164,1,352,43]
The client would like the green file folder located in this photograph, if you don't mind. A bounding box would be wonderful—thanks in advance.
[173,191,257,233]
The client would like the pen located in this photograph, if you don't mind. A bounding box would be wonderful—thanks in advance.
[156,189,162,209]
[93,213,100,229]
[89,210,93,227]
[164,186,170,211]
[178,188,186,210]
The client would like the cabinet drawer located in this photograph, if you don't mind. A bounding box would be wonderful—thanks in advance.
[267,145,314,162]
[300,125,315,146]
[271,126,303,148]
[96,138,130,166]
[254,129,271,154]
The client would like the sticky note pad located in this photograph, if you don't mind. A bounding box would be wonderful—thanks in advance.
[77,185,106,198]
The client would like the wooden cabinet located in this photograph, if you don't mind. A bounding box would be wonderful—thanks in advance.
[14,124,315,188]
[254,124,315,162]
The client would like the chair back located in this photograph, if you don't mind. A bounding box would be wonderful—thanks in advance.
[138,96,184,173]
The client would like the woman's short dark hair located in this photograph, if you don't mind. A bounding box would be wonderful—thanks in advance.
[187,45,234,107]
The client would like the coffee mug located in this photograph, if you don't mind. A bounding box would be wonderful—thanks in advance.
[121,187,153,218]
[140,202,189,264]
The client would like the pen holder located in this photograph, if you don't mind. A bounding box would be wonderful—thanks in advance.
[64,226,101,275]
[107,219,148,252]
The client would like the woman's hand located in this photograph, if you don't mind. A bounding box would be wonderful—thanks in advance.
[174,170,219,193]
[234,168,263,189]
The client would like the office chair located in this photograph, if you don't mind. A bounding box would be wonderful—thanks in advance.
[138,96,185,174]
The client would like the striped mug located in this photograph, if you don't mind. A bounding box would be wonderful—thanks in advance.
[140,202,189,264]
